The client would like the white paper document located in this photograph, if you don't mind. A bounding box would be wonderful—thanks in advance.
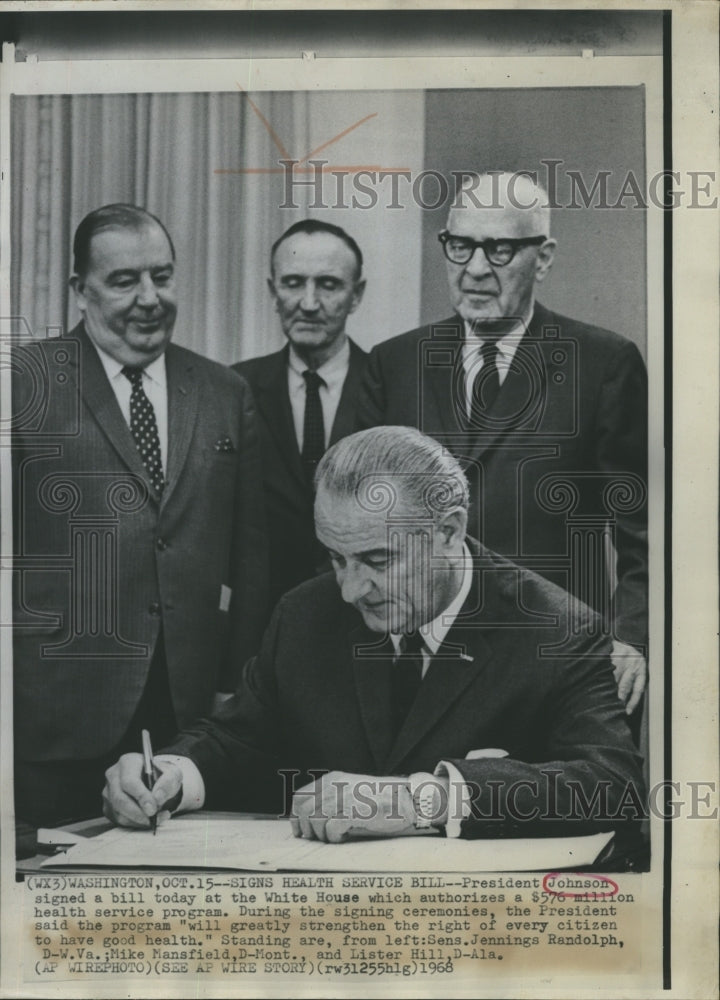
[42,817,613,872]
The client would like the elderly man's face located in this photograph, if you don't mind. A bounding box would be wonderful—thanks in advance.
[72,223,177,367]
[315,484,460,634]
[444,203,553,327]
[268,233,365,361]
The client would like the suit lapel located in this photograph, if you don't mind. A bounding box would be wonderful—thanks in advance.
[164,345,199,507]
[254,348,306,490]
[75,324,159,494]
[423,316,467,439]
[349,624,397,771]
[385,571,495,772]
[329,339,366,445]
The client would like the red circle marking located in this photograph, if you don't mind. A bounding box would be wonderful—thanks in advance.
[542,872,619,899]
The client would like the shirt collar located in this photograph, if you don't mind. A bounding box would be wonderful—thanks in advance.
[461,304,533,360]
[141,354,166,386]
[90,338,167,385]
[288,338,350,389]
[390,543,473,657]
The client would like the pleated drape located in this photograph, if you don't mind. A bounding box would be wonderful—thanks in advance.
[11,90,425,362]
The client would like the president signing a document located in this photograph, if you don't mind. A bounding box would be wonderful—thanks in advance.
[103,426,645,842]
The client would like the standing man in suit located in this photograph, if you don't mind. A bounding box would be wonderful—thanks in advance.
[103,426,644,843]
[12,204,267,827]
[357,173,648,721]
[233,220,368,605]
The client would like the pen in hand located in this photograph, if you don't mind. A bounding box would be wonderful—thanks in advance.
[141,729,160,835]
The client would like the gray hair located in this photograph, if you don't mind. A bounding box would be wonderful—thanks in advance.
[316,426,469,521]
[452,171,552,237]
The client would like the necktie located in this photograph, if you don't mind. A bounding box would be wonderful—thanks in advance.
[469,340,501,426]
[122,366,164,496]
[302,370,326,482]
[391,631,426,733]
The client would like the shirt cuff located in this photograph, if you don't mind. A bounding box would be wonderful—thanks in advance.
[434,760,473,839]
[155,754,206,813]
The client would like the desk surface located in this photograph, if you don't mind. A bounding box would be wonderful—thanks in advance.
[16,812,273,874]
[17,813,647,875]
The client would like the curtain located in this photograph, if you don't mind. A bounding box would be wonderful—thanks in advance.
[11,90,425,362]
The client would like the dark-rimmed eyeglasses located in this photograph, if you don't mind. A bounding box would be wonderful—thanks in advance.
[438,230,547,267]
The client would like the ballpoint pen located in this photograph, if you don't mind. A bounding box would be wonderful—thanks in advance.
[141,729,160,835]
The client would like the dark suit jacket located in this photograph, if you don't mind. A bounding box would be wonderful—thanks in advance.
[12,323,268,761]
[233,340,367,605]
[171,539,644,838]
[356,304,648,649]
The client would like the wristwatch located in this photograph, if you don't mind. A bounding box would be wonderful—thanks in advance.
[408,772,439,829]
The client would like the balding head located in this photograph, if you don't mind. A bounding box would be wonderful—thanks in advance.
[442,172,557,330]
[449,172,551,239]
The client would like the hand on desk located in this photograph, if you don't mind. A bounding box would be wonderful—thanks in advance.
[290,771,446,843]
[612,640,647,716]
[102,753,182,828]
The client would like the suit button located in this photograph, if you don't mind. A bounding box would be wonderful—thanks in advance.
[156,537,167,550]
[148,601,161,616]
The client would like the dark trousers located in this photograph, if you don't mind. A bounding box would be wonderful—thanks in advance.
[15,633,177,829]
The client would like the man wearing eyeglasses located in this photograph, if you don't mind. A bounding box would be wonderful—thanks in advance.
[357,172,648,726]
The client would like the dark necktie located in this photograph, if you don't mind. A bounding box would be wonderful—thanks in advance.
[469,340,501,426]
[391,631,426,733]
[122,366,164,496]
[302,369,326,482]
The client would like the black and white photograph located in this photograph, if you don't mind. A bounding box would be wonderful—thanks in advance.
[0,5,717,999]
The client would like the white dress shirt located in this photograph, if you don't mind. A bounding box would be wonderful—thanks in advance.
[287,338,350,451]
[461,310,532,418]
[389,543,473,677]
[90,341,169,474]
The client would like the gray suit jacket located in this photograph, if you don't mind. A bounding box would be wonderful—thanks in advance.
[356,304,648,649]
[233,340,367,604]
[12,323,268,760]
[171,538,644,838]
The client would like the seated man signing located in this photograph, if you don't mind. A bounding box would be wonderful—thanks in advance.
[103,426,645,841]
